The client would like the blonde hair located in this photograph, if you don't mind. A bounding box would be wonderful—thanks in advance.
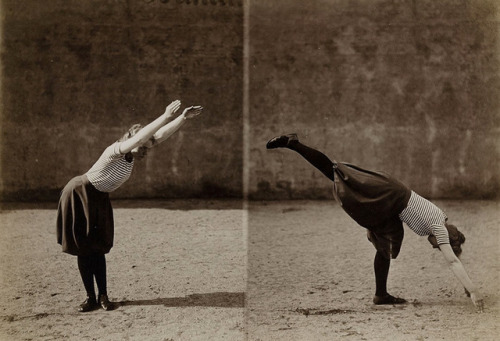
[118,124,143,142]
[117,124,156,148]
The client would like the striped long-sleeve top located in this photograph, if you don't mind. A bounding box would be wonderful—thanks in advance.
[399,191,449,245]
[85,142,134,193]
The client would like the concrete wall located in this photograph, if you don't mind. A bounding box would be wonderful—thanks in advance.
[1,0,499,201]
[0,0,243,201]
[249,0,500,200]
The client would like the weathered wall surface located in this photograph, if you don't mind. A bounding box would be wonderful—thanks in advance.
[0,0,243,201]
[1,0,499,201]
[249,0,500,199]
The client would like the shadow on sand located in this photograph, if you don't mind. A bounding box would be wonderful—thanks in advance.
[117,292,245,308]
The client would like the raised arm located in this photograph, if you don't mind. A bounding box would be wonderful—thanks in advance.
[152,105,203,145]
[439,243,484,312]
[118,100,181,154]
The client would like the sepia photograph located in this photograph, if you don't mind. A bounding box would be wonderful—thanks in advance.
[1,0,498,340]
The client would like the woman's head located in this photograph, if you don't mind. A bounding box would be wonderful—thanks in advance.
[118,124,143,142]
[119,124,156,161]
[427,223,466,257]
[446,223,466,257]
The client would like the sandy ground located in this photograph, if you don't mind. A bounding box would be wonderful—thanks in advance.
[0,199,498,341]
[0,200,246,341]
[247,200,499,341]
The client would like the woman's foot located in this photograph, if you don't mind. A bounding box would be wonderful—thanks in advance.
[373,294,407,305]
[78,297,98,312]
[266,134,298,149]
[98,294,113,311]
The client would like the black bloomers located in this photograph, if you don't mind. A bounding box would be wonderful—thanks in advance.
[332,162,411,260]
[366,217,405,259]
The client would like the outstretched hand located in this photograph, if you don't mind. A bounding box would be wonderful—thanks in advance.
[183,105,203,119]
[470,292,484,313]
[165,100,181,118]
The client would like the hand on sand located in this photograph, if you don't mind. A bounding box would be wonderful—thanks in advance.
[471,292,484,313]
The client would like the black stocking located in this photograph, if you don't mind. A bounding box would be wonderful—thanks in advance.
[77,255,96,298]
[374,251,390,297]
[93,254,107,296]
[288,141,335,181]
[77,254,107,298]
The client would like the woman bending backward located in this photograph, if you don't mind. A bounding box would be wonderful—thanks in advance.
[57,100,203,312]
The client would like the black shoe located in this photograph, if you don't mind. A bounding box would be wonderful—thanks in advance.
[98,294,113,311]
[373,294,407,305]
[266,134,298,149]
[78,297,98,312]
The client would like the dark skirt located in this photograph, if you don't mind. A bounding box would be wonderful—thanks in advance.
[332,161,412,231]
[56,175,114,256]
